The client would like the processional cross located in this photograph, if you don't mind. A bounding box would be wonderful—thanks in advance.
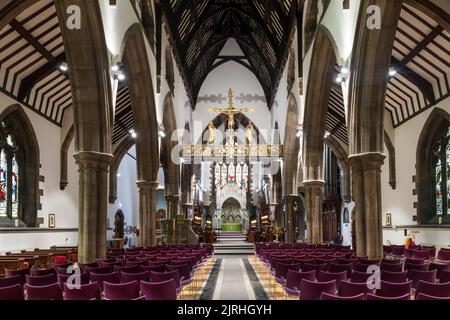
[208,89,254,132]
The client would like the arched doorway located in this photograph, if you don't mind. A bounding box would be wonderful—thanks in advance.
[221,198,242,232]
[114,210,125,239]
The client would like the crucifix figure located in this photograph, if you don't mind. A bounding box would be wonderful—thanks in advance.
[208,89,254,132]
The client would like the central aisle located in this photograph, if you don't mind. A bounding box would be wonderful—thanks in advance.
[204,256,269,300]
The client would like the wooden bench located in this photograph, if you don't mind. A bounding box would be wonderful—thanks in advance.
[0,256,38,278]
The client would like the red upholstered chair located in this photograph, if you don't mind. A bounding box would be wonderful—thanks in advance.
[440,270,450,283]
[375,280,412,298]
[25,283,63,300]
[437,249,450,262]
[0,275,23,288]
[408,269,437,289]
[58,272,90,290]
[64,282,101,300]
[4,268,30,285]
[26,273,58,286]
[104,281,141,300]
[416,293,450,300]
[339,280,374,297]
[381,270,408,283]
[30,268,56,277]
[415,280,450,299]
[299,279,337,300]
[120,271,150,284]
[140,279,177,300]
[320,292,364,300]
[284,269,316,298]
[317,270,347,289]
[0,284,24,300]
[366,293,410,300]
[89,272,120,292]
[380,262,403,273]
[53,256,67,265]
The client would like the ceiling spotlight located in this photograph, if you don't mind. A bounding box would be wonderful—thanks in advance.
[158,124,166,138]
[336,76,344,84]
[324,131,331,138]
[111,64,120,72]
[296,130,302,138]
[116,173,121,177]
[59,62,68,72]
[389,68,397,77]
[340,67,349,75]
[129,129,137,138]
[117,72,126,81]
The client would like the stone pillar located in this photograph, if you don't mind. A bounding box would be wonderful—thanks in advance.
[166,194,180,220]
[341,170,352,203]
[137,180,158,247]
[283,195,297,243]
[165,194,180,244]
[349,153,385,259]
[74,151,113,263]
[304,180,324,244]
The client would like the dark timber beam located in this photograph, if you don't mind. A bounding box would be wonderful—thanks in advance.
[155,2,162,93]
[391,57,435,104]
[402,25,443,65]
[10,19,54,62]
[18,53,66,100]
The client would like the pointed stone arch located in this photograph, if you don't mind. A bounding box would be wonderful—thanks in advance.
[287,49,296,95]
[348,0,403,259]
[109,136,135,204]
[302,26,337,244]
[55,0,113,262]
[121,23,160,247]
[161,93,180,224]
[165,46,175,95]
[60,126,74,191]
[416,107,450,225]
[0,104,40,227]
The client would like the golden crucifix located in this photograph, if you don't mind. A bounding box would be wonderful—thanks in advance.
[208,89,254,131]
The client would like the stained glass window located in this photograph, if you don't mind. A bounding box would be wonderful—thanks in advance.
[12,155,19,218]
[434,125,450,217]
[0,126,20,219]
[0,150,7,217]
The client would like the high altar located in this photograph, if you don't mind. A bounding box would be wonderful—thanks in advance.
[213,163,249,232]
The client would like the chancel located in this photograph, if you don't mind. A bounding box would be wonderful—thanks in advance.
[0,0,449,303]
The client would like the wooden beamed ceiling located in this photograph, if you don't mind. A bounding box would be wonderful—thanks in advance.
[387,3,450,127]
[0,0,70,126]
[161,0,297,109]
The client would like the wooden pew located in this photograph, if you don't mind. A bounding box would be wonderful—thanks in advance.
[0,256,37,278]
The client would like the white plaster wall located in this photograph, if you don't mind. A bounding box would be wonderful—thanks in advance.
[381,98,450,245]
[0,231,78,252]
[341,201,355,247]
[319,0,361,62]
[107,146,139,247]
[0,92,78,250]
[193,39,271,144]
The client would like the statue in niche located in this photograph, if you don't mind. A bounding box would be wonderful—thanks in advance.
[245,121,254,144]
[207,121,216,144]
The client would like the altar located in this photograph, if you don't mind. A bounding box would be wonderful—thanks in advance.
[221,223,242,232]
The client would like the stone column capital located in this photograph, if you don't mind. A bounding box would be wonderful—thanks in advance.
[303,180,325,187]
[74,151,113,170]
[349,152,386,171]
[165,194,180,202]
[136,180,159,189]
[283,194,299,202]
